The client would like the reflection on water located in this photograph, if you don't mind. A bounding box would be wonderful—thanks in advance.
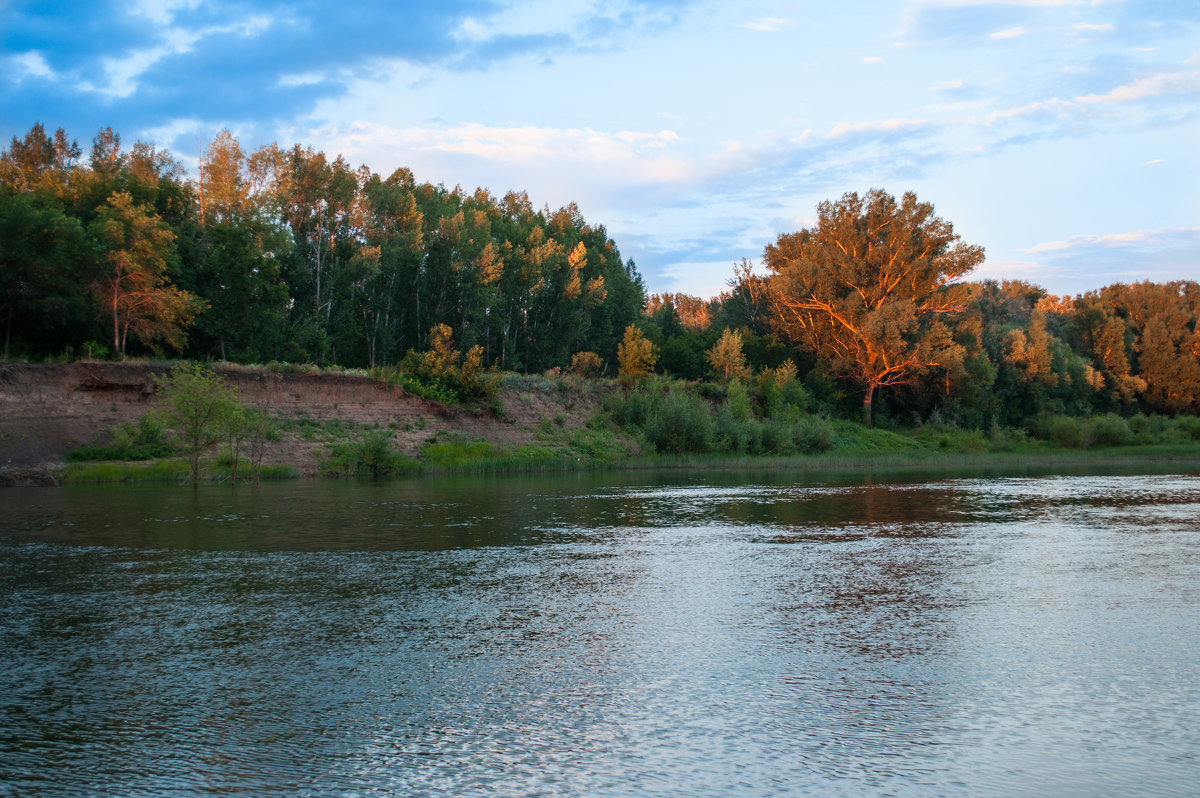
[1,470,1198,797]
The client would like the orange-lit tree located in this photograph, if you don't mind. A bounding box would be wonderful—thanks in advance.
[765,189,983,425]
[88,191,202,355]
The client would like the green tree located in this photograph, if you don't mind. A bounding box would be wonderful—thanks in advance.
[0,192,86,358]
[157,363,240,486]
[188,219,290,361]
[765,189,984,425]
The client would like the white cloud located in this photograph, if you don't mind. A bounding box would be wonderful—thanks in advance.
[862,56,885,64]
[984,97,1077,125]
[130,0,202,27]
[82,15,274,98]
[7,51,55,81]
[278,72,328,87]
[317,121,699,188]
[615,130,683,145]
[989,27,1029,40]
[971,259,1055,281]
[97,47,175,98]
[930,78,964,92]
[928,0,1078,5]
[826,117,931,138]
[1022,226,1200,254]
[1073,22,1114,31]
[744,18,792,32]
[1075,71,1200,104]
[659,261,742,298]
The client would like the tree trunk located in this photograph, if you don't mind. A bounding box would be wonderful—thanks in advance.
[112,299,121,354]
[863,383,875,427]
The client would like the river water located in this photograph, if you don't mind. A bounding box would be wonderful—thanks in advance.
[1,470,1198,797]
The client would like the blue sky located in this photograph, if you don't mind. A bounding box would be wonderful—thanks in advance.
[3,0,1197,297]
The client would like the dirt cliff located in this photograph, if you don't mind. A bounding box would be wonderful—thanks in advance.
[0,362,603,477]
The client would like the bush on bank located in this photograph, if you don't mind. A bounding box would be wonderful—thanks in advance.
[53,361,1200,483]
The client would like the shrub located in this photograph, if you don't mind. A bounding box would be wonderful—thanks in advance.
[726,379,753,421]
[1128,413,1169,444]
[989,423,1030,452]
[323,430,414,477]
[157,363,241,486]
[1169,415,1200,442]
[1080,413,1133,448]
[604,380,660,429]
[793,415,836,453]
[1046,415,1081,448]
[755,359,807,417]
[759,419,794,455]
[370,325,498,406]
[569,351,604,377]
[643,389,712,454]
[70,413,177,461]
[714,406,751,454]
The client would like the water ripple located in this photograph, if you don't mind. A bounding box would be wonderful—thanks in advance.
[1,472,1198,796]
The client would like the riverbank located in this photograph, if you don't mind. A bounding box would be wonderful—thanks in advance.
[3,361,1199,486]
[0,361,608,484]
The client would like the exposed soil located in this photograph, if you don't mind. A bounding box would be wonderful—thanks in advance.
[0,362,609,482]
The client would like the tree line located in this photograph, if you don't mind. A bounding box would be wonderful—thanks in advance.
[3,124,1197,425]
[1,123,644,371]
[639,191,1200,423]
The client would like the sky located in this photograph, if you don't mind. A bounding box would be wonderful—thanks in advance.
[2,0,1197,298]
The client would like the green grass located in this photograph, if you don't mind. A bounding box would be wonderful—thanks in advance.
[419,439,571,471]
[591,442,1200,475]
[62,459,191,483]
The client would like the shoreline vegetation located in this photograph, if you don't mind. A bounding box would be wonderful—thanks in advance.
[53,445,1200,487]
[2,360,1197,487]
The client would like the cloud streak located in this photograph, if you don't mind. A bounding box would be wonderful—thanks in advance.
[1023,226,1200,254]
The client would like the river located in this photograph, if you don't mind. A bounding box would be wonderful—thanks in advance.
[1,469,1198,797]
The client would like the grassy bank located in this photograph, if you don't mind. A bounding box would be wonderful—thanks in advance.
[53,442,1200,485]
[30,362,1200,485]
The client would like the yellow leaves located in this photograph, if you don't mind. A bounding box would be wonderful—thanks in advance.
[708,328,751,382]
[567,241,587,271]
[1002,312,1057,387]
[618,325,656,384]
[199,129,249,222]
[461,345,484,378]
[422,323,458,375]
[478,242,503,285]
[563,273,582,301]
[586,275,607,305]
[562,242,589,301]
[1081,363,1106,392]
[357,244,381,264]
[767,358,798,389]
[569,351,604,377]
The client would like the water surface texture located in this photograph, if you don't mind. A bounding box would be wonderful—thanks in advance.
[2,471,1198,797]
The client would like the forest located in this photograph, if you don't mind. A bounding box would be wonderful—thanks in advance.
[2,123,1199,434]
